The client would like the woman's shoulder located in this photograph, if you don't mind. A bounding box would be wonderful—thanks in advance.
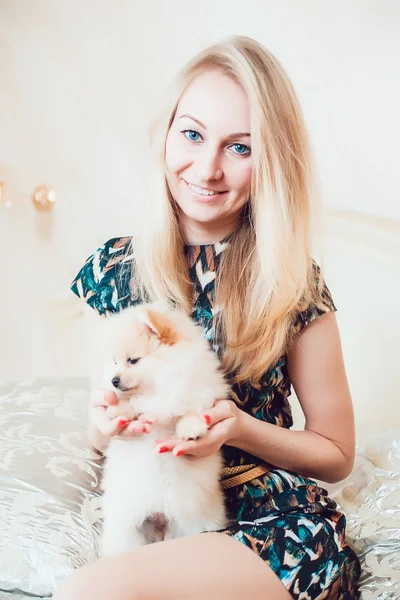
[70,236,136,315]
[92,236,133,266]
[293,260,337,335]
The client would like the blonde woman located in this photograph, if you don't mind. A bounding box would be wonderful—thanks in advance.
[57,36,361,600]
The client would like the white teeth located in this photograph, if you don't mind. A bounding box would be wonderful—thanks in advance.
[188,182,219,196]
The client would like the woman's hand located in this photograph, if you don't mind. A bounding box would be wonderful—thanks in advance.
[90,391,157,440]
[154,399,242,457]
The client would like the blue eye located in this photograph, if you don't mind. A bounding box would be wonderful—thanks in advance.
[183,129,201,142]
[181,130,250,157]
[127,357,140,365]
[231,143,251,156]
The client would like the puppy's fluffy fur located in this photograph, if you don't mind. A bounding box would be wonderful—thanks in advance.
[99,302,229,557]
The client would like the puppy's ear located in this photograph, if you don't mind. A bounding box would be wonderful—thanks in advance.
[138,308,181,346]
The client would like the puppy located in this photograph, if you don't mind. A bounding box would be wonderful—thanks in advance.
[99,302,229,557]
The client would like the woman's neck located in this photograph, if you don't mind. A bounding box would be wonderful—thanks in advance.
[180,213,240,246]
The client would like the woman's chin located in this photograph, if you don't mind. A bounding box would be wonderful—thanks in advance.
[179,202,222,225]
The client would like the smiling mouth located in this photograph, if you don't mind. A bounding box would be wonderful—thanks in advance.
[183,179,227,199]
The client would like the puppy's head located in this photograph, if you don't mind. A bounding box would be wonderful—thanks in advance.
[101,303,183,397]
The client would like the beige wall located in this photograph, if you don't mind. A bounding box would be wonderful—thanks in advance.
[290,211,400,432]
[1,1,399,430]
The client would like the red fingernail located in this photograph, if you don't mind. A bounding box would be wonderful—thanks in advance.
[118,419,129,426]
[203,414,211,425]
[175,450,185,457]
[157,446,169,453]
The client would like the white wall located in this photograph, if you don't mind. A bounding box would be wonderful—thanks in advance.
[0,0,399,434]
[290,211,400,432]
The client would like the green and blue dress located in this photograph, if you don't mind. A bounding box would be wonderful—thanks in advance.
[71,236,361,599]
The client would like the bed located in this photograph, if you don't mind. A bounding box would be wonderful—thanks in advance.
[0,377,399,599]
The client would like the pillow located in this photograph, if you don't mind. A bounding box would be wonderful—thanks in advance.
[0,378,103,596]
[326,430,400,598]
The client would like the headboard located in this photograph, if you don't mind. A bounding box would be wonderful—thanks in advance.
[291,209,400,433]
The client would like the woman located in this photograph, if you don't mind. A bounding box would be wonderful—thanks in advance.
[57,35,361,599]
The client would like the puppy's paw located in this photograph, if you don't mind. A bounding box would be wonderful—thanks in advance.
[176,413,208,440]
[106,403,137,420]
[106,404,121,419]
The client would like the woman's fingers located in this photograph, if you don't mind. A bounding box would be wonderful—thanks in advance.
[104,391,118,406]
[153,437,181,453]
[119,414,157,435]
[102,414,131,437]
[91,406,154,438]
[137,413,158,425]
[124,421,150,435]
[153,435,210,456]
[170,439,203,456]
[202,400,234,427]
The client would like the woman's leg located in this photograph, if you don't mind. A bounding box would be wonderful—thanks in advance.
[53,532,292,600]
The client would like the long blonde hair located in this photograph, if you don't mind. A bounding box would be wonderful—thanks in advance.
[133,35,324,384]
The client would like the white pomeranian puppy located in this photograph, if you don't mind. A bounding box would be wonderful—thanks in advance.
[99,302,229,557]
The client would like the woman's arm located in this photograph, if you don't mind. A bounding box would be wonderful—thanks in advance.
[159,311,356,485]
[227,311,356,484]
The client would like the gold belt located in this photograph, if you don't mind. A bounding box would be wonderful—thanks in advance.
[221,463,271,489]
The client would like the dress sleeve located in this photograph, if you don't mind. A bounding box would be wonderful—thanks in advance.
[70,237,135,316]
[293,262,337,334]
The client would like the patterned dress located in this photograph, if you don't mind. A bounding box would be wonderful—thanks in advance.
[71,236,361,599]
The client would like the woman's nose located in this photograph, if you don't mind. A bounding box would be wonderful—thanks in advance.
[195,148,223,182]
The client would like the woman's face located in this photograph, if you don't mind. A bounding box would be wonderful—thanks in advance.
[165,70,252,242]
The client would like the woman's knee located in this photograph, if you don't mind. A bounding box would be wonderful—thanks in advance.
[52,570,86,600]
[52,561,146,600]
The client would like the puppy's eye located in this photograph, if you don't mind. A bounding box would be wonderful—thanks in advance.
[127,357,140,365]
[113,359,117,366]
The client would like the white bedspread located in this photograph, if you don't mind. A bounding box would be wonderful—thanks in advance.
[0,379,398,598]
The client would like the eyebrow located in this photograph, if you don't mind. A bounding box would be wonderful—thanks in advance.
[178,114,251,139]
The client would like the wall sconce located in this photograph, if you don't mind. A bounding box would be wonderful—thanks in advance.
[0,165,56,211]
[31,185,56,212]
[0,180,12,208]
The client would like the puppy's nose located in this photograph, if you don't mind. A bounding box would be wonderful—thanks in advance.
[111,377,121,389]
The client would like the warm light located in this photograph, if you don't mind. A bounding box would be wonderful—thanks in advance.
[0,181,12,208]
[31,185,56,211]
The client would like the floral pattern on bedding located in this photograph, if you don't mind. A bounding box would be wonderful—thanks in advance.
[0,379,103,596]
[0,380,398,598]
